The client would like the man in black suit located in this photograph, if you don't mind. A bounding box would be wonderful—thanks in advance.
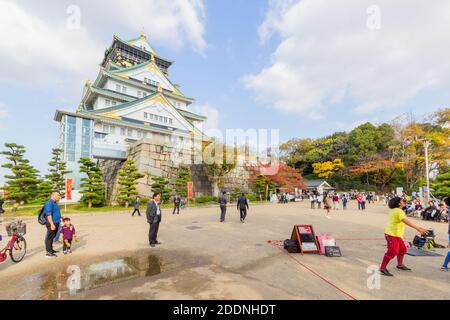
[218,191,228,222]
[237,193,249,223]
[173,194,181,215]
[146,193,162,247]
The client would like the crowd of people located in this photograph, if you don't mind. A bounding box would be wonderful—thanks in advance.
[39,188,449,275]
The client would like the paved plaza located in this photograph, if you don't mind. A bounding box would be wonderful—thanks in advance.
[0,201,448,300]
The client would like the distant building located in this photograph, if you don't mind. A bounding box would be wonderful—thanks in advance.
[54,33,208,190]
[305,179,334,195]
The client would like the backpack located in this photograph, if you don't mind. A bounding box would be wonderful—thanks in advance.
[283,239,300,253]
[37,205,47,225]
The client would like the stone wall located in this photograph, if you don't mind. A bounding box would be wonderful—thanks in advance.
[100,139,254,202]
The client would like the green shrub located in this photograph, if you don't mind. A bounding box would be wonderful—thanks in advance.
[246,194,257,202]
[193,196,218,204]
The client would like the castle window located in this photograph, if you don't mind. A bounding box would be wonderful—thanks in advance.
[137,90,142,97]
[112,101,117,106]
[105,99,111,106]
[120,128,126,136]
[122,86,127,94]
[116,84,121,92]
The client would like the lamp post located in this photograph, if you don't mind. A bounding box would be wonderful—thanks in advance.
[423,140,431,204]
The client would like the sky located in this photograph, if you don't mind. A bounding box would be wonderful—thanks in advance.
[1,0,450,183]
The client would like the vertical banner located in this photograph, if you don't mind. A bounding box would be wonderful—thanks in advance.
[187,181,194,199]
[2,186,8,199]
[66,179,73,201]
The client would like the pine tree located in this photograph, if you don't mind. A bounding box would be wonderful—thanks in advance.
[37,179,54,203]
[432,168,450,198]
[46,148,71,197]
[1,143,39,204]
[174,165,191,198]
[117,160,145,207]
[78,157,105,208]
[151,176,172,203]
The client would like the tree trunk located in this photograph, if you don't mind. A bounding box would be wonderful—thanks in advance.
[88,201,92,208]
[125,201,129,208]
[212,180,220,197]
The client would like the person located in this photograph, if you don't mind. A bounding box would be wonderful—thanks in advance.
[357,194,363,210]
[173,194,181,215]
[218,191,228,222]
[316,194,323,209]
[421,201,438,220]
[361,194,367,210]
[379,197,428,277]
[342,193,348,210]
[237,193,249,223]
[324,194,333,219]
[146,193,162,247]
[131,197,141,217]
[44,191,62,258]
[332,193,339,210]
[310,193,316,209]
[441,197,450,271]
[0,197,5,214]
[61,217,76,254]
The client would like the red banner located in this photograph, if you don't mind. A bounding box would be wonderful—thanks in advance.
[187,181,194,199]
[66,179,73,201]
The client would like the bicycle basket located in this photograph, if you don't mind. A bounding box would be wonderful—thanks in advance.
[6,222,26,236]
[6,223,17,237]
[17,222,26,235]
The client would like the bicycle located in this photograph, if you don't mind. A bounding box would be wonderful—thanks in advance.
[0,220,27,263]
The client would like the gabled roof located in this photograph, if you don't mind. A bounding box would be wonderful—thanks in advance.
[125,33,155,53]
[110,59,186,97]
[85,92,204,136]
[305,179,333,188]
[92,67,195,104]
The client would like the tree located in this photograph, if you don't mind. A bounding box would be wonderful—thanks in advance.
[151,176,172,203]
[204,141,237,196]
[117,160,145,207]
[78,157,105,208]
[1,143,39,204]
[432,168,450,198]
[312,159,345,179]
[45,148,71,197]
[174,165,191,198]
[250,164,304,196]
[37,179,54,203]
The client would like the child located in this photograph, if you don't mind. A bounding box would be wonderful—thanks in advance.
[61,217,76,254]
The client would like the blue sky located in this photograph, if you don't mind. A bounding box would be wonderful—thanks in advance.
[1,0,449,184]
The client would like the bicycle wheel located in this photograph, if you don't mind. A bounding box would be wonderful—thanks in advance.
[10,236,27,263]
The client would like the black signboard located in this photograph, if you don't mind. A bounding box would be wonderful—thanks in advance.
[325,246,342,257]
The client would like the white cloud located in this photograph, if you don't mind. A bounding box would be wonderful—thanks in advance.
[0,0,206,92]
[0,103,8,119]
[245,0,450,117]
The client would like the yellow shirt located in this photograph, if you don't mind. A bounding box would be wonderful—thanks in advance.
[385,208,407,238]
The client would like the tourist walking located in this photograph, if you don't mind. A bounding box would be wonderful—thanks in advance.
[237,193,249,223]
[324,194,333,219]
[379,197,428,276]
[317,194,323,209]
[44,191,62,258]
[131,197,141,217]
[146,193,162,247]
[173,194,181,215]
[342,194,348,210]
[310,193,316,209]
[332,193,339,210]
[219,191,228,222]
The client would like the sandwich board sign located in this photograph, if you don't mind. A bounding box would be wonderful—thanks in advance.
[291,225,320,255]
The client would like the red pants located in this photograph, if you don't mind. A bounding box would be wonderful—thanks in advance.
[380,234,407,269]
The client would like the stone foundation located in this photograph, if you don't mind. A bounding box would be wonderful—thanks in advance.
[100,139,253,202]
